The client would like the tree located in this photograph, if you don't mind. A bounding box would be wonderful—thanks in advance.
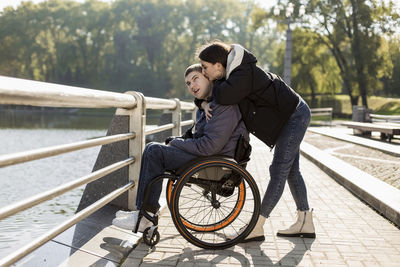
[0,2,44,79]
[291,29,341,99]
[2,0,397,104]
[381,36,400,96]
[304,0,399,107]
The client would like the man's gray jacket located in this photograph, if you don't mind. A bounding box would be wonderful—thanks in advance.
[169,99,248,158]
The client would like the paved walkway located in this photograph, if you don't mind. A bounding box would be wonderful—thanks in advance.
[122,137,400,267]
[308,126,400,156]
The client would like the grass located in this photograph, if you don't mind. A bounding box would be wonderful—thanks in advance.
[368,97,400,115]
[304,95,400,117]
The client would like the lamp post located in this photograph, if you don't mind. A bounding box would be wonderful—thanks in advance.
[273,3,305,87]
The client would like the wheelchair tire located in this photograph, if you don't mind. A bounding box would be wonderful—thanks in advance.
[170,158,260,250]
[143,227,160,246]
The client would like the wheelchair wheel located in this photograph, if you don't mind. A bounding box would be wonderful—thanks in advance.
[169,179,246,232]
[170,158,260,250]
[143,227,160,246]
[166,179,174,210]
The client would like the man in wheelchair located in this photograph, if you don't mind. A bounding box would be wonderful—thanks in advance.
[112,64,250,233]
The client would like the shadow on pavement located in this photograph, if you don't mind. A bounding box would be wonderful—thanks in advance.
[129,236,315,266]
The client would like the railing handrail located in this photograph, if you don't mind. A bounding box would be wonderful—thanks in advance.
[310,107,333,112]
[0,75,137,109]
[370,114,400,123]
[370,114,400,119]
[0,133,135,168]
[0,157,135,221]
[145,123,176,135]
[0,181,135,267]
[0,75,196,266]
[0,75,196,111]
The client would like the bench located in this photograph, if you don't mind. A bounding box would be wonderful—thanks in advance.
[341,121,400,142]
[370,114,400,124]
[310,107,333,125]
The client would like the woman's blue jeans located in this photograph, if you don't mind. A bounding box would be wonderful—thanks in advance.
[260,99,311,218]
[135,142,197,213]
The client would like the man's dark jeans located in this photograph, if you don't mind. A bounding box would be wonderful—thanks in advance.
[135,142,197,213]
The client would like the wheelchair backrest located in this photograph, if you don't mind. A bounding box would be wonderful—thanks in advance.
[234,134,251,164]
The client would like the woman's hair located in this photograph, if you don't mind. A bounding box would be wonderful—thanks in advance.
[196,40,232,68]
[184,63,203,78]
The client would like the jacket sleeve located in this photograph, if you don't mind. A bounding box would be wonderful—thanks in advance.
[212,64,253,105]
[169,104,238,156]
[194,98,204,110]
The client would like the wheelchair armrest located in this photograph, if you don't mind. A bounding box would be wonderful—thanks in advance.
[237,157,250,166]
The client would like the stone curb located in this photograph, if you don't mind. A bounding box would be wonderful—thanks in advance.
[300,141,400,227]
[308,127,400,156]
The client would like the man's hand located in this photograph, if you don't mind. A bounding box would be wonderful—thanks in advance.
[164,136,175,145]
[181,126,193,139]
[201,101,212,121]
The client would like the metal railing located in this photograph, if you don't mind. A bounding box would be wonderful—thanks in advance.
[370,114,400,124]
[0,75,196,266]
[310,107,333,126]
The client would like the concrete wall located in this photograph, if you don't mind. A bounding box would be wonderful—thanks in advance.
[77,115,130,212]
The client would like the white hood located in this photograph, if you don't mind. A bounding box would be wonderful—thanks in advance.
[226,44,245,79]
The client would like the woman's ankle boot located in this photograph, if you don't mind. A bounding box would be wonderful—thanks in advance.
[226,215,266,242]
[242,215,266,242]
[277,210,316,238]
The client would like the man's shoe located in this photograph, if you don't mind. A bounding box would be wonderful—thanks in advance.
[115,210,135,218]
[277,210,316,238]
[226,215,266,243]
[112,211,152,232]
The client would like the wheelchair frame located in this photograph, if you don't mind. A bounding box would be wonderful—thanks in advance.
[134,156,261,250]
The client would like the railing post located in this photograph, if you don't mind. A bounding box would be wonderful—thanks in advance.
[192,107,197,130]
[117,91,146,210]
[172,98,182,136]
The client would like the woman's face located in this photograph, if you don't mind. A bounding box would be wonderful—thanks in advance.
[200,60,225,81]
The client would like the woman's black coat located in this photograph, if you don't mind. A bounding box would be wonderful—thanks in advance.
[197,47,300,148]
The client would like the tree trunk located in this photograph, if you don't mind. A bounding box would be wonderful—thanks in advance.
[350,94,359,106]
[350,0,368,108]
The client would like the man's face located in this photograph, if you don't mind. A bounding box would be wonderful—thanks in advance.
[185,71,211,99]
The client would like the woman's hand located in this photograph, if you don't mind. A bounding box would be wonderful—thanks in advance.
[201,102,213,121]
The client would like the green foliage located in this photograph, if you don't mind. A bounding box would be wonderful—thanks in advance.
[302,0,400,107]
[368,96,400,114]
[381,36,400,97]
[0,0,279,99]
[290,29,342,96]
[0,0,399,104]
[303,94,400,116]
[303,94,354,117]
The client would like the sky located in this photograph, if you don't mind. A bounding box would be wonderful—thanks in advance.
[0,0,276,11]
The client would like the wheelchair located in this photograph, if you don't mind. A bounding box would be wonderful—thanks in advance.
[134,155,261,250]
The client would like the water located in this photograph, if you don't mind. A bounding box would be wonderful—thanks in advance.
[0,128,107,259]
[0,107,113,129]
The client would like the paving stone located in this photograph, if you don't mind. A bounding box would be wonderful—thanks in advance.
[123,136,400,267]
[121,257,141,267]
[144,251,165,260]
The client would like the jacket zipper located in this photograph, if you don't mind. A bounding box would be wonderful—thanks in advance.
[299,212,306,232]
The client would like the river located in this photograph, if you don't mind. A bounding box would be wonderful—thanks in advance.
[0,128,107,259]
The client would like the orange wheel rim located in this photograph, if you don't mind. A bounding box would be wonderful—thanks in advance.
[181,180,245,232]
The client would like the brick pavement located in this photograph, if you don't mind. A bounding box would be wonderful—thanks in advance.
[123,137,400,267]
